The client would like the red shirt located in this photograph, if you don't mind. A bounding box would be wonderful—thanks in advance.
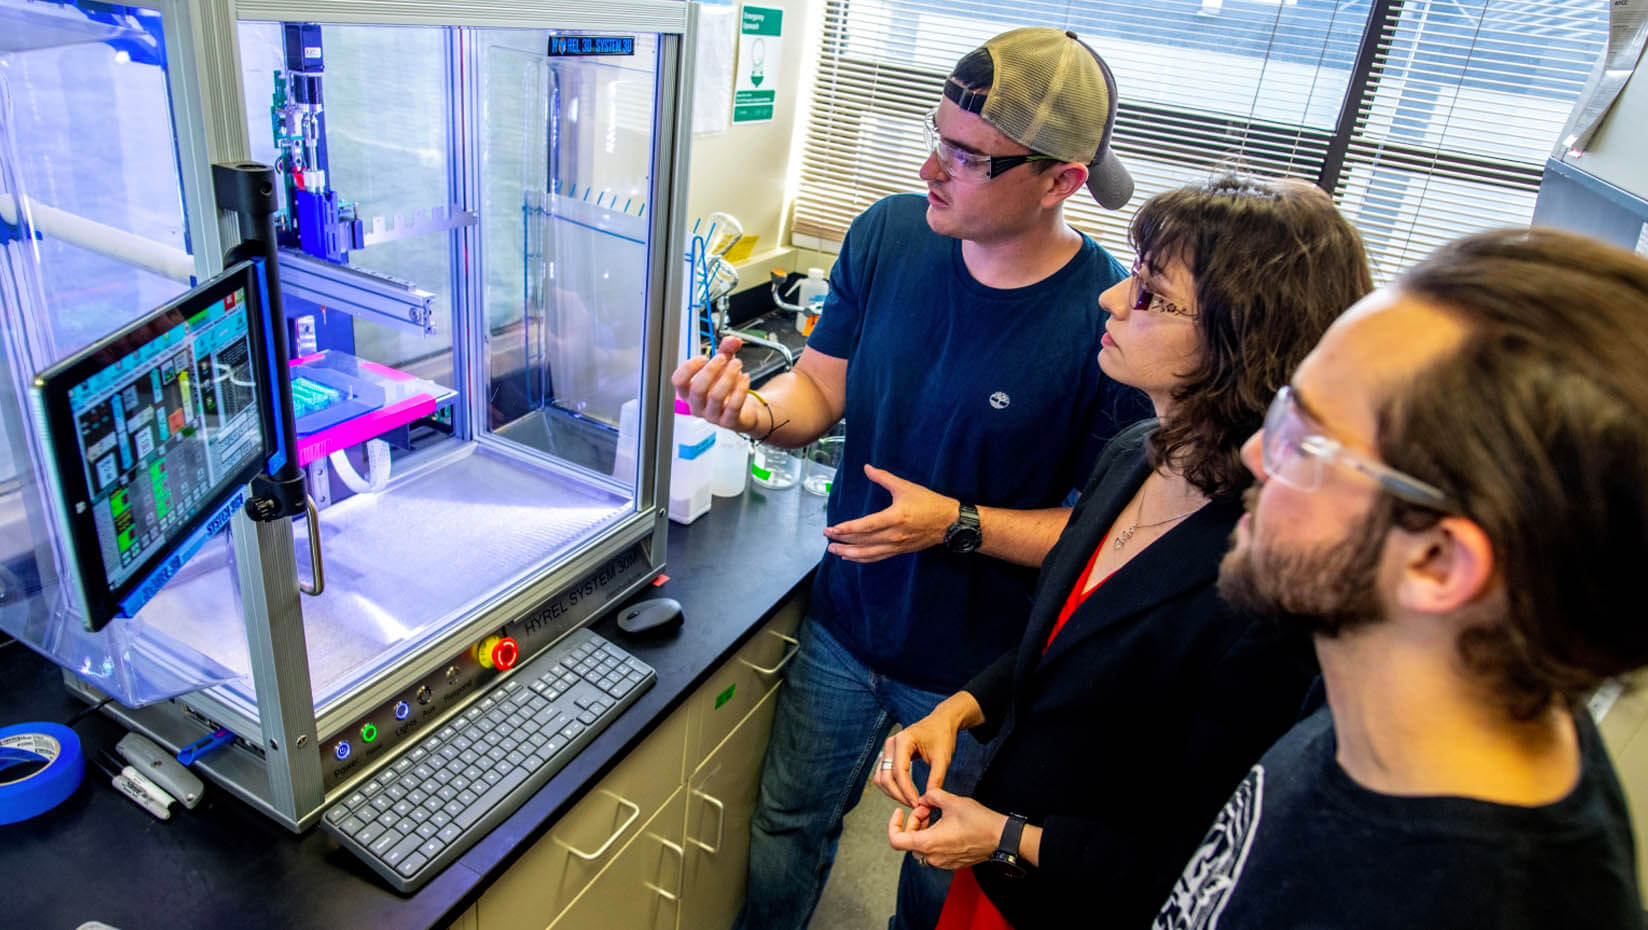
[1045,534,1113,651]
[936,865,1014,930]
[934,539,1113,930]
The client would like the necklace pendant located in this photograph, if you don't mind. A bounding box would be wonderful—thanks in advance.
[1113,524,1136,550]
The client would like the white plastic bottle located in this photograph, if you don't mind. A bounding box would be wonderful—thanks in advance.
[795,267,829,334]
[669,399,716,524]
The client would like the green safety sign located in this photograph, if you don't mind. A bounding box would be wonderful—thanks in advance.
[734,5,783,123]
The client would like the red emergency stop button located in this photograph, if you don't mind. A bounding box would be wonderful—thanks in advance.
[476,634,519,670]
[491,637,519,671]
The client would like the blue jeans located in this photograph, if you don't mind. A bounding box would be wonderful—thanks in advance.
[733,617,990,930]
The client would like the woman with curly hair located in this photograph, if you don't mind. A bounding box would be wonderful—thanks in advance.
[873,175,1372,929]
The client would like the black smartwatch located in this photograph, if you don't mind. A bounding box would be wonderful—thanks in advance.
[944,502,982,554]
[978,812,1029,880]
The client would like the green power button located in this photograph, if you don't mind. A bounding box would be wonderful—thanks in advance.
[361,723,378,743]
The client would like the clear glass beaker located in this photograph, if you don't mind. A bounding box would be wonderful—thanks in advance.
[802,436,843,497]
[712,427,750,497]
[752,442,801,490]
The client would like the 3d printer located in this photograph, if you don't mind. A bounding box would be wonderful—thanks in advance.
[0,0,695,833]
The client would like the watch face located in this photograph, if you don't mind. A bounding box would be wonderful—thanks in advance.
[980,852,1027,880]
[945,525,982,553]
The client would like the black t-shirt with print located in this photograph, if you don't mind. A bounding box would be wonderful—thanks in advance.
[1153,699,1642,929]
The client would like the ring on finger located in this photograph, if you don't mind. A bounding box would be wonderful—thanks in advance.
[879,758,894,770]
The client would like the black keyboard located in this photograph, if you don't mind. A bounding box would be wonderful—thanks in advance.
[321,628,656,892]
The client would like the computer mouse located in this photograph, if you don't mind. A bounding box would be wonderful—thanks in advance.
[617,597,684,637]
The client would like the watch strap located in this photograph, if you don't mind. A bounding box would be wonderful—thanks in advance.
[999,812,1027,858]
[944,502,982,553]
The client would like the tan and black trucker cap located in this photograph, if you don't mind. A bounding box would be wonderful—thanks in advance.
[943,27,1134,210]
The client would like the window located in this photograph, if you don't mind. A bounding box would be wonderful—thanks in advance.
[792,0,1606,282]
[1331,1,1604,278]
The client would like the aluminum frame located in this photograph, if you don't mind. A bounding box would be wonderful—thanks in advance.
[82,0,691,832]
[277,248,439,335]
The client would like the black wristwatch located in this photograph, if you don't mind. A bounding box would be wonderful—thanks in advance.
[978,812,1029,880]
[944,502,982,554]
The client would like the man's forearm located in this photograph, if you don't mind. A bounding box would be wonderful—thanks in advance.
[975,505,1073,567]
[741,349,847,448]
[741,370,830,447]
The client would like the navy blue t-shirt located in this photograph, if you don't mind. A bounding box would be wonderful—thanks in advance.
[805,193,1145,693]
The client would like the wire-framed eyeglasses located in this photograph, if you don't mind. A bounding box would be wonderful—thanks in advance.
[1128,258,1197,319]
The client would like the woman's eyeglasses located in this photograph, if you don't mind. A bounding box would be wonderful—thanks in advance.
[1128,259,1197,319]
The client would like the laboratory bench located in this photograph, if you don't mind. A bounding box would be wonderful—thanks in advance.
[0,482,829,930]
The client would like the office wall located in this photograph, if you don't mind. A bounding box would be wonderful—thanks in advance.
[685,0,825,287]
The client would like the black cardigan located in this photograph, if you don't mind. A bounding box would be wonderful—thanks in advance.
[962,420,1318,929]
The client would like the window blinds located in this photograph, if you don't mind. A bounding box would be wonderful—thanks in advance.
[792,0,1605,282]
[1333,1,1605,279]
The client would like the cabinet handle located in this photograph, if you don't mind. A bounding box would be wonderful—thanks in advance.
[738,630,800,676]
[554,791,640,861]
[645,835,686,902]
[688,789,726,854]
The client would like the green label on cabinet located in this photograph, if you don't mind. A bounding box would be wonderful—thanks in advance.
[715,682,737,710]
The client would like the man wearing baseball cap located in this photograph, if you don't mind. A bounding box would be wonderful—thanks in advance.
[673,27,1144,930]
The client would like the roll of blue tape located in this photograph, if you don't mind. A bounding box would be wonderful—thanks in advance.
[0,722,85,825]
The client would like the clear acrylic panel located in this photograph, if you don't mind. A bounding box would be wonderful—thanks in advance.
[483,38,659,485]
[0,1,240,706]
[126,22,665,716]
[1,5,192,358]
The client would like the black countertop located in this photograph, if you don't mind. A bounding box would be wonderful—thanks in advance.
[0,482,829,930]
[730,307,811,384]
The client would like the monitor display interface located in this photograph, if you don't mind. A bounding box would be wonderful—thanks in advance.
[32,261,274,629]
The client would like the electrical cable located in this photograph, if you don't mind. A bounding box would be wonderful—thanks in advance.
[65,696,113,729]
[329,438,391,494]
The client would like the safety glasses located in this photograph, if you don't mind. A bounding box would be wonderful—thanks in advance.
[1260,385,1457,512]
[922,109,1058,182]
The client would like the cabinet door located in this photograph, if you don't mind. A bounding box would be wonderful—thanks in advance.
[478,705,689,930]
[685,595,804,774]
[550,788,688,930]
[677,688,782,930]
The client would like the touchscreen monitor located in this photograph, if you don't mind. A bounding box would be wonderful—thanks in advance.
[31,261,276,630]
